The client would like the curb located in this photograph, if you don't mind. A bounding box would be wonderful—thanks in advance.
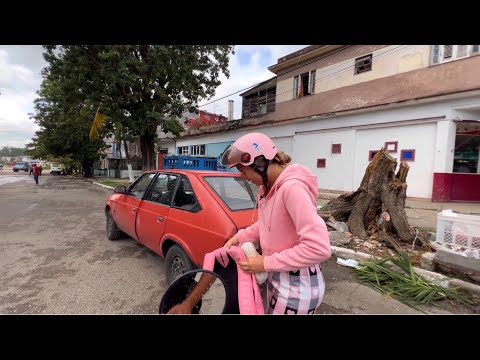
[331,246,480,298]
[92,181,114,190]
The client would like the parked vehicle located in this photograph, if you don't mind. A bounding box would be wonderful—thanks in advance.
[105,170,258,285]
[50,164,64,175]
[13,162,29,172]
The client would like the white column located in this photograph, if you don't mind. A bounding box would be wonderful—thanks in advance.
[434,120,456,173]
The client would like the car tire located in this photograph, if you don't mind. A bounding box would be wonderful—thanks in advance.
[106,211,122,240]
[165,245,195,286]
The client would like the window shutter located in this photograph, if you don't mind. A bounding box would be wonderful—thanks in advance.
[293,76,299,98]
[310,70,316,94]
[443,45,453,59]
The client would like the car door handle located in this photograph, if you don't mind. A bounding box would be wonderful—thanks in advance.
[157,216,164,223]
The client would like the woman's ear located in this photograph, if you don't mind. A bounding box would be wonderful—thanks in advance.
[253,156,266,171]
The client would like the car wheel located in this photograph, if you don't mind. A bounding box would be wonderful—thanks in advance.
[165,245,195,286]
[106,210,122,240]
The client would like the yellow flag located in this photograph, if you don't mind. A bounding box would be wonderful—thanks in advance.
[89,108,105,141]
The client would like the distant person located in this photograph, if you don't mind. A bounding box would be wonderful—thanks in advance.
[33,164,41,185]
[29,164,34,176]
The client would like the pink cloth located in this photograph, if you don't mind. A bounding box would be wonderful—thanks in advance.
[203,246,264,314]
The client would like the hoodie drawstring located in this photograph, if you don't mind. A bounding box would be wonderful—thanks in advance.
[268,188,278,232]
[251,186,262,224]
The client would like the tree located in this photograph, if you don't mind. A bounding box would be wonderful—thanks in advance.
[0,146,26,157]
[42,45,235,170]
[27,77,107,177]
[323,149,418,250]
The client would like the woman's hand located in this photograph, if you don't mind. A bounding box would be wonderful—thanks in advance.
[167,301,194,314]
[238,255,265,273]
[224,235,239,248]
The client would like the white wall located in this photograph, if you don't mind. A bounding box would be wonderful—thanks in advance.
[434,120,456,173]
[294,130,356,192]
[270,136,293,157]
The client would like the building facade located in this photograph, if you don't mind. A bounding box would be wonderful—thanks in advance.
[175,45,480,201]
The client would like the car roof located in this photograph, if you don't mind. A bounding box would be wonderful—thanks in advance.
[144,169,239,177]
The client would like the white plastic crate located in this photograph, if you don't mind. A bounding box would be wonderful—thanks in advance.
[436,211,480,251]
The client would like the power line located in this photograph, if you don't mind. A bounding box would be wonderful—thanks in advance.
[198,45,352,108]
[200,45,413,116]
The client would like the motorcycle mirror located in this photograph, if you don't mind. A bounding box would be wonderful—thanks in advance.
[159,269,227,314]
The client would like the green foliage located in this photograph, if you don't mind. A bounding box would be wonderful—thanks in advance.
[96,179,130,188]
[0,146,26,157]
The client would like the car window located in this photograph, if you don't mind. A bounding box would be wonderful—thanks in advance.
[127,173,156,199]
[172,176,199,211]
[145,173,179,205]
[203,176,258,211]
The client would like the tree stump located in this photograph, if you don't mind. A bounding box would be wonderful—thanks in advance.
[325,148,416,244]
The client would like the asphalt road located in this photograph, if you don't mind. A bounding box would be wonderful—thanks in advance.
[0,174,167,314]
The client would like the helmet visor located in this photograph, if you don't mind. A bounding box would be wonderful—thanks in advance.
[220,145,249,168]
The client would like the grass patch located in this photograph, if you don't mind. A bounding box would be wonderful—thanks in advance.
[96,179,129,188]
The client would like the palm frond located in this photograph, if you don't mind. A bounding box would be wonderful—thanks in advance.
[353,251,475,310]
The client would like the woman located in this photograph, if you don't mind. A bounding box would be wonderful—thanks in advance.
[222,132,331,314]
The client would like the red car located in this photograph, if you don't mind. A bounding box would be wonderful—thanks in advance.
[105,170,258,284]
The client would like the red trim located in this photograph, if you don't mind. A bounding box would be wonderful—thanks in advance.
[384,141,398,153]
[369,150,379,161]
[432,173,480,202]
[331,144,341,154]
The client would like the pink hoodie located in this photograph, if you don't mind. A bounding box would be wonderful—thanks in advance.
[236,164,331,273]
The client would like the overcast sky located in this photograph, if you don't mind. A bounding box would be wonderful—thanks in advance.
[0,45,307,148]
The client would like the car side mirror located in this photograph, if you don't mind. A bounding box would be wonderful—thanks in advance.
[114,186,127,194]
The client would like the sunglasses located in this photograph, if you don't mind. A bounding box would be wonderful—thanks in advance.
[238,163,258,176]
[238,166,249,177]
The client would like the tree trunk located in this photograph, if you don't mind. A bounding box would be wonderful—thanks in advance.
[381,161,416,243]
[82,159,93,178]
[115,140,122,178]
[325,148,416,244]
[122,140,135,183]
[140,133,155,171]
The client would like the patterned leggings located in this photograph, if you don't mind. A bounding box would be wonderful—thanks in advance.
[266,264,325,314]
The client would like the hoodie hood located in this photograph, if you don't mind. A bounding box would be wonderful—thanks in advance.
[268,163,318,199]
[262,163,318,232]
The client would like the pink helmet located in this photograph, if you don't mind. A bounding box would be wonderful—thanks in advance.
[220,132,277,168]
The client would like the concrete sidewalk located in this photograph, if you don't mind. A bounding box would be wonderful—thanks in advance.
[317,190,480,231]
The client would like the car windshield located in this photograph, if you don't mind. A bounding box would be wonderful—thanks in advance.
[203,176,259,211]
